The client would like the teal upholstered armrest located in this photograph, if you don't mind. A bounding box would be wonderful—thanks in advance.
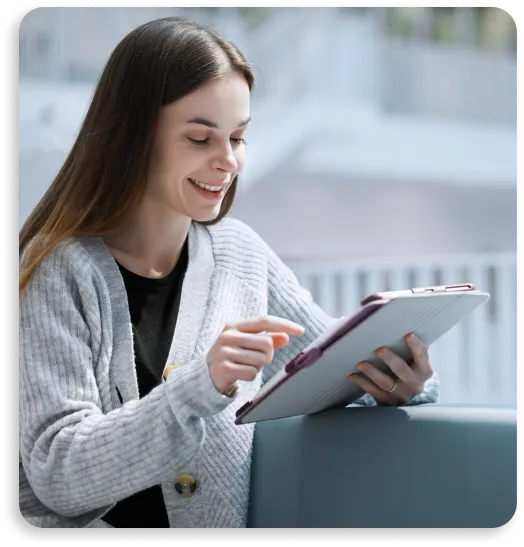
[247,404,516,527]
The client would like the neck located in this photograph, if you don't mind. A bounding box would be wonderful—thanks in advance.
[104,201,191,278]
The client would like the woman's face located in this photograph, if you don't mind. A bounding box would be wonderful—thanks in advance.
[146,72,251,222]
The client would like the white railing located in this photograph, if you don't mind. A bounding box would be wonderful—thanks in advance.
[289,252,516,407]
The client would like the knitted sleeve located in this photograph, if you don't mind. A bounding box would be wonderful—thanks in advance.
[19,244,232,519]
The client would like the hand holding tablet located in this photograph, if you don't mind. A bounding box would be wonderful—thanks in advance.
[348,332,433,406]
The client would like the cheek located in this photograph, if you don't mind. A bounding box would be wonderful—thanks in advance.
[150,142,176,176]
[235,148,247,172]
[153,144,192,183]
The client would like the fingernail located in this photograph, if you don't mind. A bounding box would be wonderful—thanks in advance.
[357,362,366,371]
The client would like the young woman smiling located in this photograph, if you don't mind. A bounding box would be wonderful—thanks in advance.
[19,16,439,528]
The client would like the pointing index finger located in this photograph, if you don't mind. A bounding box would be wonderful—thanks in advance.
[233,316,305,336]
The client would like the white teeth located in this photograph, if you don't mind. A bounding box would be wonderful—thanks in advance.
[189,178,222,192]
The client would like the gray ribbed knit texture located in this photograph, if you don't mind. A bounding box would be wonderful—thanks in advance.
[19,218,439,528]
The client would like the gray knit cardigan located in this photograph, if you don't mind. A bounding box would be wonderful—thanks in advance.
[19,218,439,527]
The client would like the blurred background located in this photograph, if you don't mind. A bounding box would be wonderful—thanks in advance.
[19,7,516,407]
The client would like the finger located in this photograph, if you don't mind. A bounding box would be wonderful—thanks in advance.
[356,361,396,392]
[348,373,391,405]
[223,330,275,355]
[223,347,270,369]
[223,361,260,383]
[224,331,289,354]
[404,333,433,377]
[232,315,305,336]
[268,332,289,350]
[375,347,418,386]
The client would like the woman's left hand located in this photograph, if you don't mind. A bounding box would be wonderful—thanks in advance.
[348,333,434,405]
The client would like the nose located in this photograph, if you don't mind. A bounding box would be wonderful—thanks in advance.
[211,142,238,174]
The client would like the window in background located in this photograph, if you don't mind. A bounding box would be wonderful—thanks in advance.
[385,7,415,39]
[67,63,99,82]
[476,7,516,54]
[237,7,272,32]
[35,31,51,58]
[432,7,455,44]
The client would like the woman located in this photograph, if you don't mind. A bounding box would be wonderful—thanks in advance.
[19,16,439,528]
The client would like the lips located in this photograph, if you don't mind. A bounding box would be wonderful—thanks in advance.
[187,178,227,201]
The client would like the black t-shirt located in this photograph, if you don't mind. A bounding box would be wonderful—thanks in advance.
[102,239,189,528]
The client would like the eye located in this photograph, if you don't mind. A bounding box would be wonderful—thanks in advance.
[188,138,209,146]
[230,137,247,146]
[188,136,248,147]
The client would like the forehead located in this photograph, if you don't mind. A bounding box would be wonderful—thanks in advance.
[162,72,250,129]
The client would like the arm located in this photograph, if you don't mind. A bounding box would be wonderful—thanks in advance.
[261,239,439,406]
[19,249,232,518]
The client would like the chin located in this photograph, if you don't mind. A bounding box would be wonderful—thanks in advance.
[191,207,221,223]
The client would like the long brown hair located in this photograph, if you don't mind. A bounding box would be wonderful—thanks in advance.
[19,16,254,292]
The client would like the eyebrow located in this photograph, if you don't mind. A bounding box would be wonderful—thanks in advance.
[186,116,251,129]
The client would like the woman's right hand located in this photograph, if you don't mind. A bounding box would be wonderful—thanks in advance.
[206,315,305,394]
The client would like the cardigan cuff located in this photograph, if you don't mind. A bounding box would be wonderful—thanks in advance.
[164,355,235,419]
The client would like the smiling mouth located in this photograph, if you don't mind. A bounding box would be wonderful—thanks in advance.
[188,178,225,192]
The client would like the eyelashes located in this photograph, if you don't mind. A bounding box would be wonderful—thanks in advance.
[188,138,208,146]
[188,137,247,147]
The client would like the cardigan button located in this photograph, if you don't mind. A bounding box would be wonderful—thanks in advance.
[174,474,197,498]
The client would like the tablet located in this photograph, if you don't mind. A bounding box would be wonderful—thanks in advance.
[235,284,490,425]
